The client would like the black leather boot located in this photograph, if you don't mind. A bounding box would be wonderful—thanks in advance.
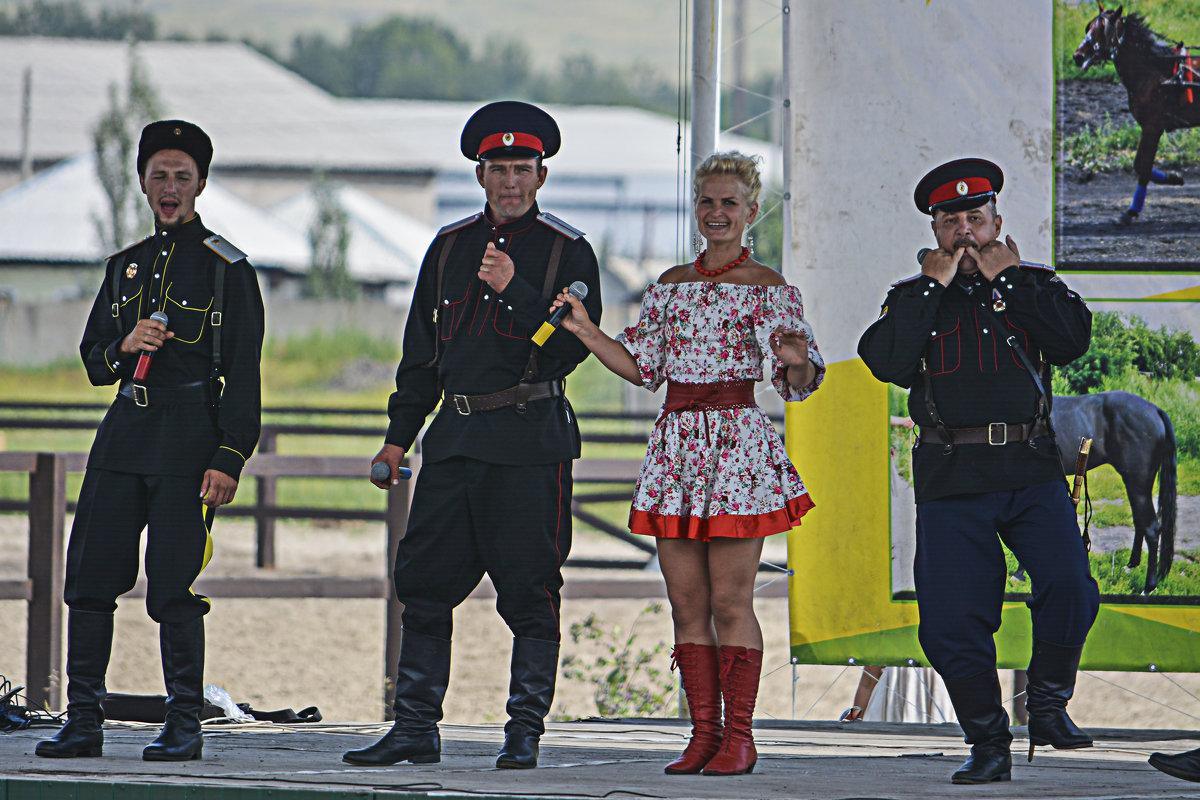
[343,628,450,765]
[1025,640,1092,760]
[143,618,205,761]
[496,637,560,769]
[1149,747,1200,782]
[35,609,113,758]
[943,671,1013,784]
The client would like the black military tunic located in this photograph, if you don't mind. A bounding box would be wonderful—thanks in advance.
[81,215,264,479]
[68,214,264,622]
[386,202,601,462]
[385,201,601,641]
[858,263,1090,503]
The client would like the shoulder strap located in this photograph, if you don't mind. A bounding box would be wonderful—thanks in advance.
[976,301,1050,419]
[521,235,567,382]
[210,259,226,380]
[109,257,125,335]
[420,231,458,369]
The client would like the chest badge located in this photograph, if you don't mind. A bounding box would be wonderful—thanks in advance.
[125,262,138,279]
[992,288,1006,313]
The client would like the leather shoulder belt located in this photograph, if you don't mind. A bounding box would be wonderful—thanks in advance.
[447,379,564,416]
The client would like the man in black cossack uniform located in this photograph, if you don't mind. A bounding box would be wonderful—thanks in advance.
[36,120,264,762]
[858,159,1100,785]
[343,102,602,770]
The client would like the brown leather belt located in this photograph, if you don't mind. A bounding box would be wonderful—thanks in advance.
[446,379,564,415]
[919,420,1051,446]
[119,380,213,408]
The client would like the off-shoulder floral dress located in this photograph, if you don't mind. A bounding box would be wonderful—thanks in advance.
[618,281,825,540]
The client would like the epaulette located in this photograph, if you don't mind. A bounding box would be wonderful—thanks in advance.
[203,235,247,263]
[1018,260,1056,273]
[537,212,584,240]
[104,234,153,262]
[437,213,483,237]
[890,273,925,288]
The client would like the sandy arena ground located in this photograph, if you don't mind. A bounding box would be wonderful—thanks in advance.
[3,514,1200,730]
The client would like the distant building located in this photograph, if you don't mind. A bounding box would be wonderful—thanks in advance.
[1,36,780,298]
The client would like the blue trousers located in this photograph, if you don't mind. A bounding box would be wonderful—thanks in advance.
[914,479,1099,679]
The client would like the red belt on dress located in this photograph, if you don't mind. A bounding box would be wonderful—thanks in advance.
[660,379,757,419]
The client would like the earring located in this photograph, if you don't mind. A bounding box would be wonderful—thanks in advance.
[692,232,704,256]
[747,232,755,255]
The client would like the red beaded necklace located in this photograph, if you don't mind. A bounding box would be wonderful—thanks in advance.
[694,246,750,277]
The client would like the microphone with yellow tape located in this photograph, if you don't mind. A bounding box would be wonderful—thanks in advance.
[532,281,588,347]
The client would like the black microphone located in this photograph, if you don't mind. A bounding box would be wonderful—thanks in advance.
[371,462,413,483]
[132,311,169,382]
[532,281,588,347]
[917,248,932,266]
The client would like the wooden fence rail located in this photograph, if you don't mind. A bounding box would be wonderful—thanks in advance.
[0,449,650,717]
[0,404,670,716]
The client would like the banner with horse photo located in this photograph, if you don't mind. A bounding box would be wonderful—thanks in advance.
[782,0,1200,675]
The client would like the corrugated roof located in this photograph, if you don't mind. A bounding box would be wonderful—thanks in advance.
[0,37,436,172]
[2,37,779,180]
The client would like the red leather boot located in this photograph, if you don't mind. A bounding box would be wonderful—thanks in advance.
[664,643,722,774]
[702,646,762,776]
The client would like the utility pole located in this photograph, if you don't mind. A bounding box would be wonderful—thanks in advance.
[732,0,746,131]
[691,0,722,243]
[20,67,33,182]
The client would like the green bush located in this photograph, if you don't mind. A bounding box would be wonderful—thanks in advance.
[560,603,675,718]
[1057,311,1200,393]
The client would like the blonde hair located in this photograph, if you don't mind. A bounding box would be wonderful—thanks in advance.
[693,151,762,206]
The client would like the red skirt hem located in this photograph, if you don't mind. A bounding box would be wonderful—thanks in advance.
[629,494,814,541]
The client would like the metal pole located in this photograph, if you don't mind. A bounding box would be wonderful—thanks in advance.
[780,2,793,275]
[20,67,33,182]
[691,0,722,177]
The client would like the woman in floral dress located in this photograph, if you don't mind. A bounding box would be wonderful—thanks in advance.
[550,151,823,776]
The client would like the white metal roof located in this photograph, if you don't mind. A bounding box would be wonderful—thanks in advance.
[268,184,434,284]
[0,152,308,270]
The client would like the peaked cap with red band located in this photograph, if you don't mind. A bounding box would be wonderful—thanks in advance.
[137,119,213,179]
[460,101,560,161]
[913,157,1004,215]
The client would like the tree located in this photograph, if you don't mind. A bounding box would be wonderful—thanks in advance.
[304,172,357,300]
[0,0,155,39]
[91,42,162,253]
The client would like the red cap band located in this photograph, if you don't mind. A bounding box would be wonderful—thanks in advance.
[927,177,994,210]
[479,131,544,156]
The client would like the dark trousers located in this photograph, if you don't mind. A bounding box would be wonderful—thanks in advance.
[394,457,572,642]
[65,468,212,623]
[914,479,1099,679]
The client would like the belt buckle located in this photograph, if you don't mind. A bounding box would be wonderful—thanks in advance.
[452,394,471,416]
[132,384,149,407]
[988,422,1007,446]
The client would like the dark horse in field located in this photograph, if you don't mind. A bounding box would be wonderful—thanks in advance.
[1073,3,1200,225]
[1051,391,1177,594]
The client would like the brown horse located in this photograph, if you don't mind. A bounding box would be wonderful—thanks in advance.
[1073,3,1200,226]
[1051,391,1177,594]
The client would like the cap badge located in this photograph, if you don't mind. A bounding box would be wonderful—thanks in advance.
[502,132,515,146]
[173,127,182,136]
[125,262,138,279]
[956,181,969,196]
